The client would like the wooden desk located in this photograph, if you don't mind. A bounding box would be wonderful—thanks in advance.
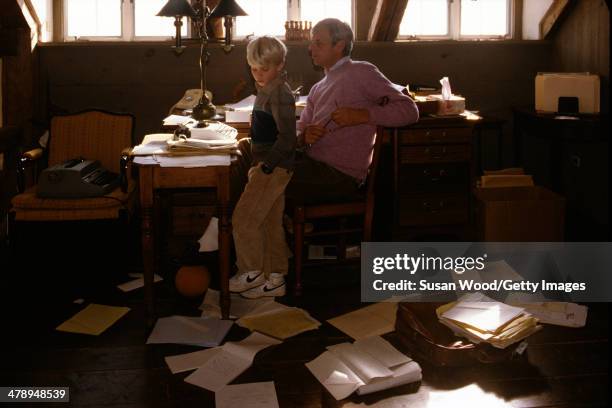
[137,163,232,326]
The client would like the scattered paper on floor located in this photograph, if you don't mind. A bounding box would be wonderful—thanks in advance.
[56,304,130,336]
[327,302,397,341]
[117,273,163,292]
[215,382,280,408]
[146,315,232,347]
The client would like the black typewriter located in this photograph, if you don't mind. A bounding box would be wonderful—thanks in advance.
[37,158,120,198]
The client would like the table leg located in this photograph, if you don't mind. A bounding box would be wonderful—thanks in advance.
[218,168,231,320]
[139,167,156,327]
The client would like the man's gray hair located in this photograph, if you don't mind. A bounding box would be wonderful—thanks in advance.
[312,18,354,56]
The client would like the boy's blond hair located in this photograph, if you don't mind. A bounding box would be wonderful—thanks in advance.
[246,36,287,68]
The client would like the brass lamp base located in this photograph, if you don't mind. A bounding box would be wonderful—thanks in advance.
[191,98,217,121]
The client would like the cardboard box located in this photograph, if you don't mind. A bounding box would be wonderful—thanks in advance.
[535,73,600,114]
[474,186,565,241]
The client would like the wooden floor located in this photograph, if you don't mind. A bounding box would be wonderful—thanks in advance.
[0,225,609,408]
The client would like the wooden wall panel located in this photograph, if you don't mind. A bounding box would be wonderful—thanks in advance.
[551,0,609,113]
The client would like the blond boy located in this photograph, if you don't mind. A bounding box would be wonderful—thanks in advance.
[230,36,296,298]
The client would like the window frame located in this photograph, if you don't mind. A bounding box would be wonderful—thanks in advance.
[233,0,355,40]
[397,0,513,41]
[62,0,191,42]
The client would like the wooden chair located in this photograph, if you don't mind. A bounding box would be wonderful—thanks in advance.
[8,109,136,250]
[291,127,384,295]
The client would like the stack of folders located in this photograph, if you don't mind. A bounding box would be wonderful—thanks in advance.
[306,335,422,400]
[436,293,542,349]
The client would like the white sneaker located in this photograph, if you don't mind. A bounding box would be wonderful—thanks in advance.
[240,275,286,298]
[229,270,265,293]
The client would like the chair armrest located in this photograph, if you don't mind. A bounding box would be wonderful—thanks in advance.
[120,147,133,193]
[17,147,45,193]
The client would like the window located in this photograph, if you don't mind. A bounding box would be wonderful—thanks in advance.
[235,0,353,38]
[399,0,511,40]
[64,0,187,41]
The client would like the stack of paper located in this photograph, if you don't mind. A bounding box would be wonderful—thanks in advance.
[436,293,541,349]
[236,301,321,340]
[306,335,422,400]
[163,114,194,127]
[508,302,587,328]
[146,315,233,347]
[167,122,238,154]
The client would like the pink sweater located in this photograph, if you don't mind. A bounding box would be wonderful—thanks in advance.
[297,57,419,180]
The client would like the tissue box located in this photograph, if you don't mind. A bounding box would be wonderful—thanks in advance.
[414,96,439,115]
[430,94,466,115]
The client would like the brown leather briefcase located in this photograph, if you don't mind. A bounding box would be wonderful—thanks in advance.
[395,302,521,367]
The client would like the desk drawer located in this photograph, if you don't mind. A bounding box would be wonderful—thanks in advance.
[399,127,472,145]
[399,163,469,193]
[400,145,471,164]
[398,194,468,226]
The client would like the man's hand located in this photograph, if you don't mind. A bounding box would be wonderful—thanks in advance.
[304,124,327,146]
[331,107,370,127]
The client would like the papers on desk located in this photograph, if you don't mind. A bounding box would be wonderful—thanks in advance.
[306,335,422,400]
[146,315,233,347]
[224,94,307,122]
[236,301,321,340]
[56,304,130,336]
[327,302,397,341]
[436,293,542,349]
[184,332,281,392]
[132,132,235,168]
[163,114,194,126]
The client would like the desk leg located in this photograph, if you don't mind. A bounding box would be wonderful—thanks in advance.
[218,170,231,320]
[139,167,156,327]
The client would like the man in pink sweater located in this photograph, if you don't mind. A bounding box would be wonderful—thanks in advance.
[286,18,419,203]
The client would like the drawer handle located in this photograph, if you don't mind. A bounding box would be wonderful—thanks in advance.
[426,147,447,159]
[426,130,441,143]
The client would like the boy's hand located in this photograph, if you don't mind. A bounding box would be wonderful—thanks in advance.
[331,107,370,127]
[304,124,326,146]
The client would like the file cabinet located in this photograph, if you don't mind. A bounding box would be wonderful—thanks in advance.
[389,115,479,240]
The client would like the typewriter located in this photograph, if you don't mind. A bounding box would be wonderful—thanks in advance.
[37,158,120,198]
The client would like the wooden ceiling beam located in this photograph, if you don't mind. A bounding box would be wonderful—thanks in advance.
[367,0,409,42]
[540,0,571,39]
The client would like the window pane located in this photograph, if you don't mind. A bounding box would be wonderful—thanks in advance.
[66,0,121,37]
[135,0,187,37]
[399,0,448,36]
[461,0,508,36]
[236,0,286,37]
[300,0,352,27]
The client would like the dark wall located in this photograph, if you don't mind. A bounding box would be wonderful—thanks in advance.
[542,0,610,237]
[35,40,552,161]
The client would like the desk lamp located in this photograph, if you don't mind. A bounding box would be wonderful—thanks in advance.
[158,0,247,121]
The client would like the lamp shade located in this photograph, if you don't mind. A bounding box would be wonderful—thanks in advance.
[209,0,248,18]
[157,0,198,18]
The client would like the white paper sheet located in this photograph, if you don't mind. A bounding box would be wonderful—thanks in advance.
[353,336,412,368]
[215,382,279,408]
[163,114,193,126]
[146,316,232,347]
[153,154,230,168]
[225,95,256,111]
[165,347,222,374]
[116,274,163,292]
[326,342,393,383]
[184,332,281,392]
[442,297,525,333]
[198,217,218,252]
[305,351,363,400]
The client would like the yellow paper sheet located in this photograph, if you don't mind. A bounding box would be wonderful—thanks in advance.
[327,302,397,341]
[56,304,130,335]
[239,308,320,340]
